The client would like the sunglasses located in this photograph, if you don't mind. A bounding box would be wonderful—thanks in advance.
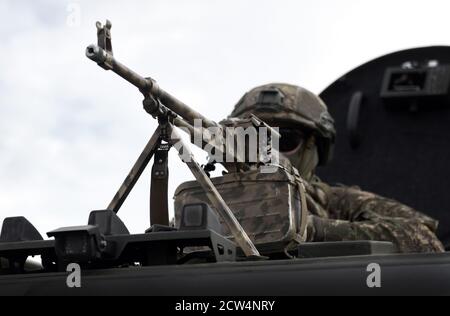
[278,128,306,153]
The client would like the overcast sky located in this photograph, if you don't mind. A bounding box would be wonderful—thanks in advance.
[1,0,450,236]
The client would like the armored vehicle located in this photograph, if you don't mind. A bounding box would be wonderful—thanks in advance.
[0,22,449,296]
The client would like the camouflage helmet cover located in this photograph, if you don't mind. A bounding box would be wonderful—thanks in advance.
[230,83,335,138]
[229,83,336,165]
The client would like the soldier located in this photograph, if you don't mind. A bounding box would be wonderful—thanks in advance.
[227,83,445,253]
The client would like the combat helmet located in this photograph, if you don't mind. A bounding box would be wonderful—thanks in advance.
[229,83,336,166]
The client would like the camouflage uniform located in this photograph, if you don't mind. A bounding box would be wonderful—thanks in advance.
[229,83,445,253]
[305,179,444,253]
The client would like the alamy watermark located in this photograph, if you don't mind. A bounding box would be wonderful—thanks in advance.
[366,263,382,288]
[66,263,81,288]
[64,262,381,290]
[66,2,81,28]
[174,119,280,174]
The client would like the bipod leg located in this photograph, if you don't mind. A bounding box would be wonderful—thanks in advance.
[108,126,162,213]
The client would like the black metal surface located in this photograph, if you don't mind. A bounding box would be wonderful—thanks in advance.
[88,210,130,236]
[0,252,448,296]
[0,217,43,242]
[318,46,450,248]
[0,240,54,257]
[346,91,364,149]
[179,203,223,234]
[298,241,396,258]
[0,229,237,273]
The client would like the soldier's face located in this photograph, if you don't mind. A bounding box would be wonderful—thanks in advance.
[272,122,319,179]
[266,119,308,154]
[256,118,319,178]
[278,128,309,173]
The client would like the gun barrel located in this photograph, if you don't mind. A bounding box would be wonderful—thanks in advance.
[86,45,217,129]
[87,44,249,171]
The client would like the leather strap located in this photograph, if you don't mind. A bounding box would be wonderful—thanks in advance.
[150,142,170,226]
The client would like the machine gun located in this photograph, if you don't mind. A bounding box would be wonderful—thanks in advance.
[85,20,289,258]
[0,20,311,274]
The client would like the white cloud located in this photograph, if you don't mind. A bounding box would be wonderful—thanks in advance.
[0,0,450,235]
